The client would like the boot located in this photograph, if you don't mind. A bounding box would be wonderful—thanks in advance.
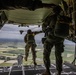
[42,70,51,75]
[33,57,37,66]
[25,57,27,61]
[34,62,37,66]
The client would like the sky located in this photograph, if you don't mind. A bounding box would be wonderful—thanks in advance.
[0,24,75,48]
[0,24,42,39]
[0,24,44,48]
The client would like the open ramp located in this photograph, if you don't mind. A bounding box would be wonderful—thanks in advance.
[0,63,76,75]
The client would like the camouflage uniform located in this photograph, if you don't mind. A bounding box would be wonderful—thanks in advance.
[42,6,64,75]
[24,29,42,65]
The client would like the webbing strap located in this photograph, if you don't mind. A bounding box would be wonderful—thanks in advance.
[22,65,25,75]
[8,66,13,75]
[8,65,25,75]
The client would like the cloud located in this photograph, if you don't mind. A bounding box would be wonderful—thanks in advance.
[0,24,42,39]
[0,24,42,42]
[0,24,75,48]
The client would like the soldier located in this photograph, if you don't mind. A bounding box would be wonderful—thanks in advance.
[42,5,65,75]
[24,29,42,65]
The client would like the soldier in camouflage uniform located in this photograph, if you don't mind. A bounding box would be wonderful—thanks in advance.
[42,6,64,75]
[24,29,42,65]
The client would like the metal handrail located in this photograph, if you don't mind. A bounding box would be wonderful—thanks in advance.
[8,64,25,75]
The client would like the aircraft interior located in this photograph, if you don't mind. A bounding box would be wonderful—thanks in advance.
[0,0,76,75]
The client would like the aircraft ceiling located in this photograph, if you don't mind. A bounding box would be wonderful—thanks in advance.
[0,0,75,42]
[0,0,68,25]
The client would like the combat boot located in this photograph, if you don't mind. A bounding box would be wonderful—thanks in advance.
[42,70,51,75]
[34,62,37,66]
[25,57,27,61]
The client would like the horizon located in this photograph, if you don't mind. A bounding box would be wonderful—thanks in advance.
[0,24,75,48]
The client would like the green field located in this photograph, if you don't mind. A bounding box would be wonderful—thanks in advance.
[0,44,75,66]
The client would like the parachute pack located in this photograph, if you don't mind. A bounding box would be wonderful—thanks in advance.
[54,15,72,38]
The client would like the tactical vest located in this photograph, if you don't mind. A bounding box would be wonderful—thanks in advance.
[27,34,35,43]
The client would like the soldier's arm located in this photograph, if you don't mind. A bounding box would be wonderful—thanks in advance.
[42,22,47,32]
[42,15,52,32]
[33,31,43,35]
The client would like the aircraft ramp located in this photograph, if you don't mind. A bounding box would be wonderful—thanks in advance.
[0,63,76,75]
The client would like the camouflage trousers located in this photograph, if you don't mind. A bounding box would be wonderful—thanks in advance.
[25,42,37,63]
[43,40,64,72]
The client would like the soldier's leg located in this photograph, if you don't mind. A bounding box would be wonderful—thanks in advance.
[42,41,53,75]
[31,44,37,65]
[25,44,30,61]
[55,42,64,75]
